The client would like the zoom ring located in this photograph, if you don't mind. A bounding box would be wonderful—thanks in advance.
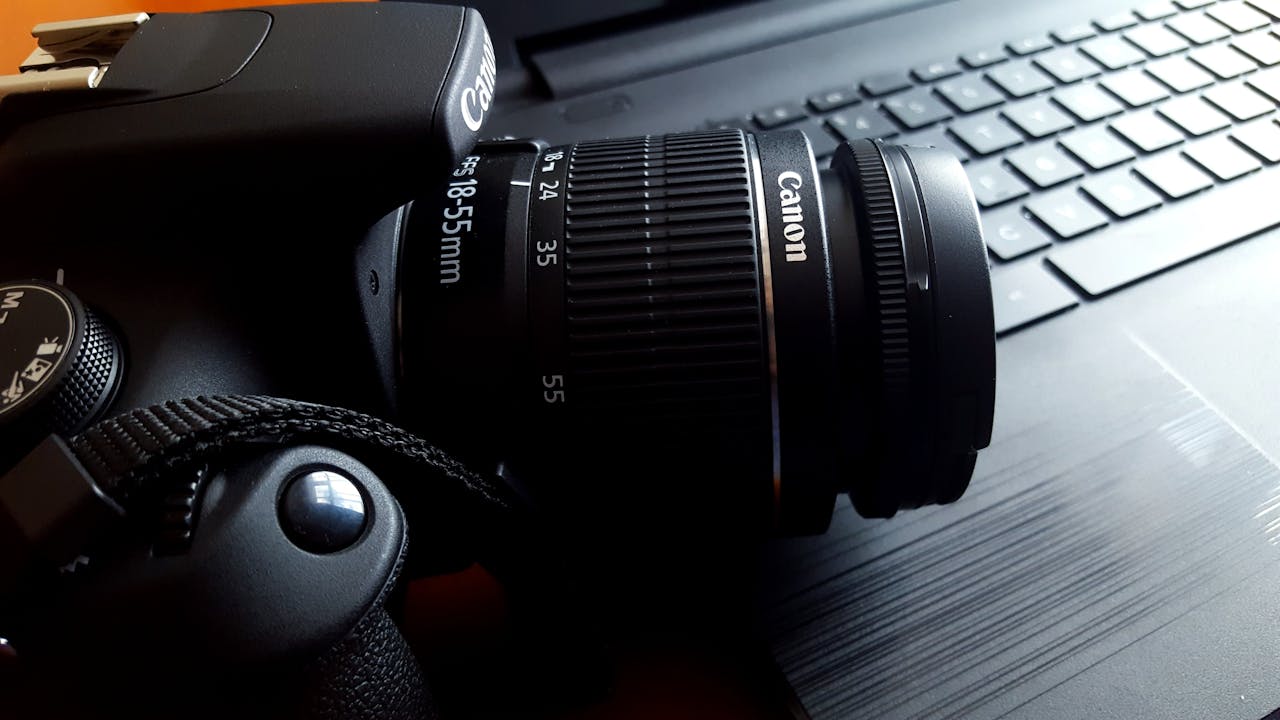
[561,130,767,439]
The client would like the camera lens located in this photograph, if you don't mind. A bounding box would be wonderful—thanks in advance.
[398,130,994,534]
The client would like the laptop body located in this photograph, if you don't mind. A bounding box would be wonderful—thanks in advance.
[477,1,1280,717]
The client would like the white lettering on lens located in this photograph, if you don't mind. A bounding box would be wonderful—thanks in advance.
[777,171,808,263]
[460,32,498,132]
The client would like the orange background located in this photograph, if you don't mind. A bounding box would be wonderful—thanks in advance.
[0,1,368,70]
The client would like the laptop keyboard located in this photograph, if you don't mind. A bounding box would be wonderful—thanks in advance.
[707,0,1280,336]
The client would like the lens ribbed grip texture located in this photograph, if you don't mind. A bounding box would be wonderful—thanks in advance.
[561,130,766,439]
[848,140,910,397]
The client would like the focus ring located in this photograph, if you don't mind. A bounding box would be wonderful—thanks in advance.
[847,140,911,399]
[561,130,767,439]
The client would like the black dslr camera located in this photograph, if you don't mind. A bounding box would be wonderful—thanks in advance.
[0,4,995,718]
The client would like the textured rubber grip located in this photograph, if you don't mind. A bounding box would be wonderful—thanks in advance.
[561,130,768,438]
[48,309,123,436]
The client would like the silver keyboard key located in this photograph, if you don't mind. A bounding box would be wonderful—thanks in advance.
[988,61,1056,97]
[1230,118,1280,161]
[1134,151,1214,197]
[1189,45,1259,79]
[991,262,1079,334]
[1026,188,1109,238]
[982,206,1054,260]
[1053,83,1126,121]
[1081,169,1163,217]
[966,160,1032,206]
[1002,98,1076,138]
[1203,82,1276,120]
[1059,126,1137,169]
[1157,96,1232,135]
[1167,13,1232,44]
[1145,55,1216,92]
[1101,70,1171,106]
[1124,24,1190,56]
[1007,144,1086,187]
[950,112,1025,154]
[1111,111,1186,152]
[1081,36,1147,69]
[1232,31,1280,66]
[1034,49,1105,83]
[1207,1,1271,31]
[1184,135,1264,179]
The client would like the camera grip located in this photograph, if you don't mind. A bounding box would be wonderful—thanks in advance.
[299,596,438,720]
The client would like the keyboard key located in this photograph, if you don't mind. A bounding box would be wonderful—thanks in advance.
[1053,23,1098,43]
[912,59,962,82]
[1189,45,1259,78]
[793,118,842,158]
[1095,11,1139,31]
[1124,24,1191,57]
[988,61,1056,97]
[1101,69,1172,106]
[754,102,806,128]
[1232,31,1280,66]
[706,117,754,132]
[1230,118,1280,161]
[1167,13,1232,44]
[1111,110,1186,151]
[1134,151,1214,196]
[1207,1,1271,31]
[961,46,1007,68]
[1081,169,1164,217]
[1136,0,1179,20]
[827,108,899,140]
[1007,143,1086,188]
[1081,36,1147,69]
[1008,35,1054,56]
[1048,166,1280,295]
[936,75,1005,112]
[807,86,860,113]
[897,128,970,162]
[982,207,1053,260]
[882,89,953,129]
[966,160,1031,206]
[991,263,1079,334]
[861,72,912,97]
[1203,82,1276,120]
[950,112,1025,154]
[1002,98,1075,137]
[1247,0,1280,19]
[1157,95,1233,135]
[1245,66,1280,102]
[1059,125,1137,169]
[1053,83,1126,120]
[1034,49,1104,83]
[1184,135,1264,178]
[1026,188,1110,238]
[1145,56,1216,92]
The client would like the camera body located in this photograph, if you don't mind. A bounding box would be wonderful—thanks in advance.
[1,3,996,718]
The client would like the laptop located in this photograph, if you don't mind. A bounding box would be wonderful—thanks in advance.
[473,0,1280,717]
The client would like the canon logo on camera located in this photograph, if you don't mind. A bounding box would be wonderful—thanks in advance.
[460,32,497,132]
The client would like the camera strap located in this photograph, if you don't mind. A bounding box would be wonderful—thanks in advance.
[2,395,539,606]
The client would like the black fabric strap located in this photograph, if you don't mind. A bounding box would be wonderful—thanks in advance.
[67,395,519,515]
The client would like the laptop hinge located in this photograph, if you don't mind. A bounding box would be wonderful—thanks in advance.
[529,0,940,99]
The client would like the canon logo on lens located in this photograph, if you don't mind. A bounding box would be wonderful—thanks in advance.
[777,170,808,263]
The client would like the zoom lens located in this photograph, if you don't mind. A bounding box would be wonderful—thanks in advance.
[398,130,995,534]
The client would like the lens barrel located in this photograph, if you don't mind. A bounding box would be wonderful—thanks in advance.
[399,129,994,534]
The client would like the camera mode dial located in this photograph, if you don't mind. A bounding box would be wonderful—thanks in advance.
[0,280,124,444]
